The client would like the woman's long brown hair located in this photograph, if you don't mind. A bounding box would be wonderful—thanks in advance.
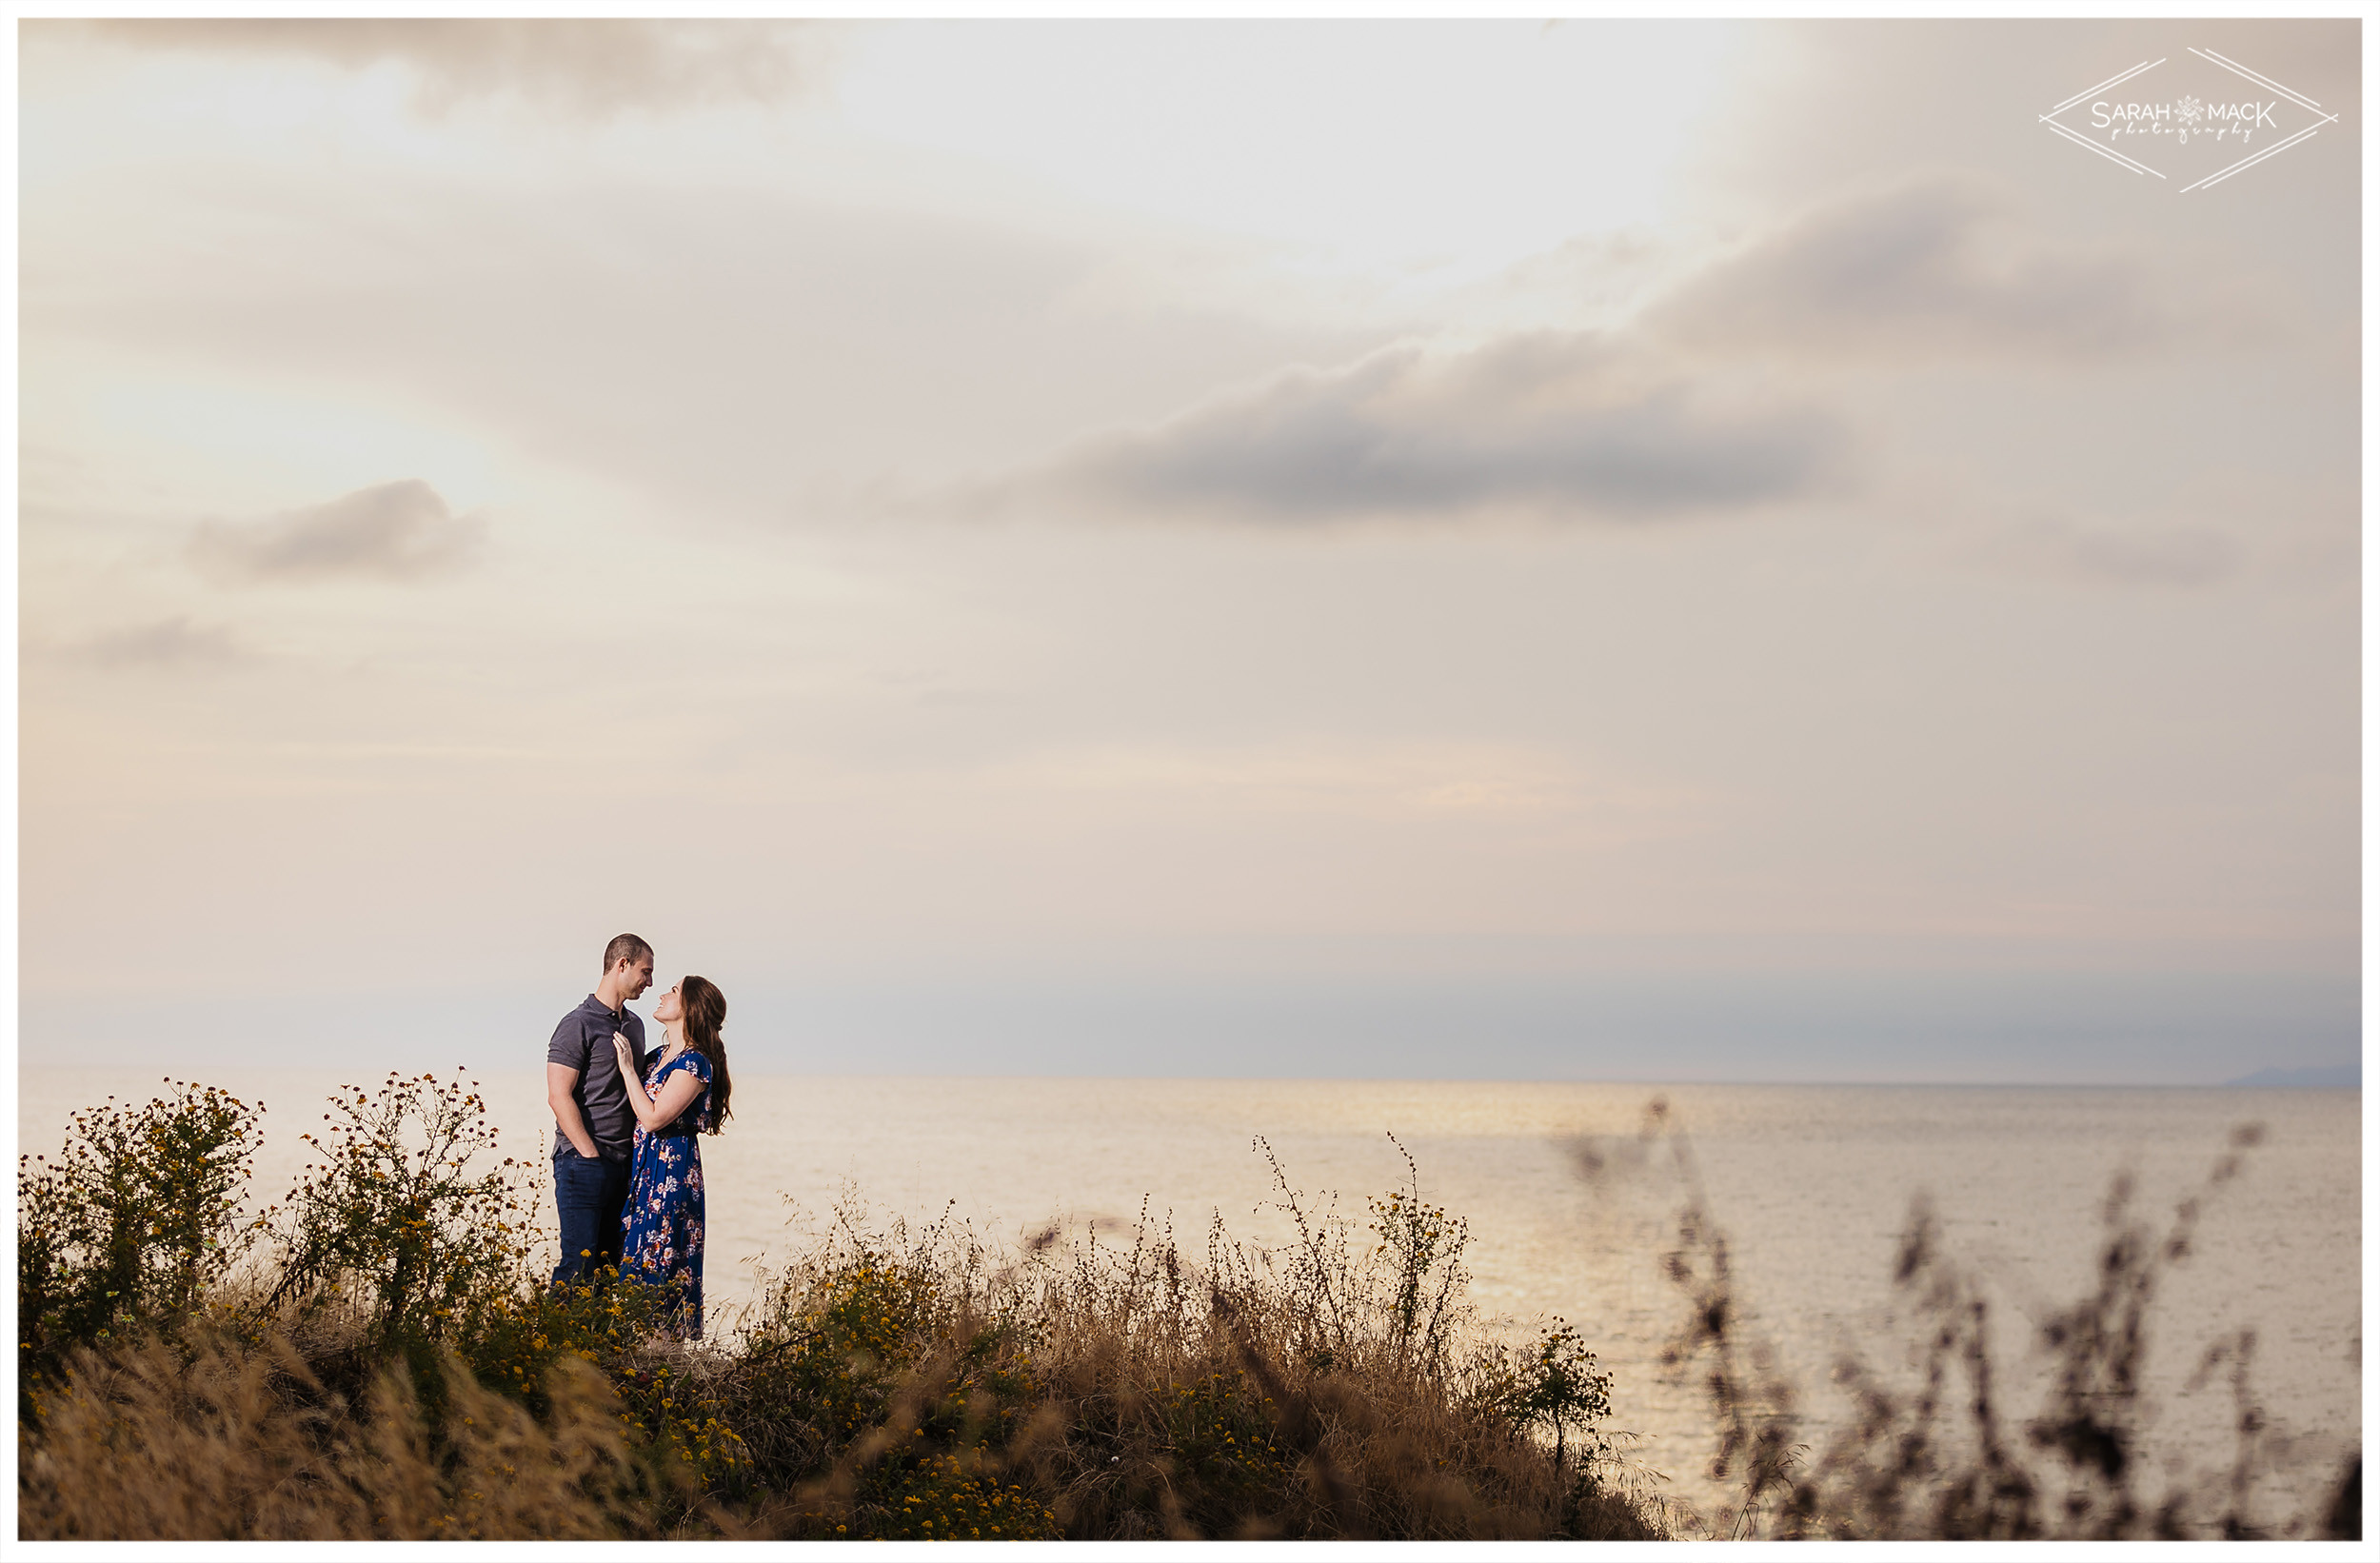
[679,975,732,1133]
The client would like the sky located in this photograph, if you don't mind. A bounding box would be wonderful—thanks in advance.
[15,17,2363,1083]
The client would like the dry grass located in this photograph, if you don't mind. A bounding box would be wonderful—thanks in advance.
[19,1080,1658,1542]
[1581,1099,2363,1543]
[18,1323,647,1540]
[707,1171,1656,1541]
[45,1072,2346,1543]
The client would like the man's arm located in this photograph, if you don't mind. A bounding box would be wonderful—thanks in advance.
[546,1063,600,1158]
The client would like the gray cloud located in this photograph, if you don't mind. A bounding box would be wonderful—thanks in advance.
[1012,331,1847,526]
[190,480,486,584]
[67,617,248,672]
[1647,174,2202,361]
[81,19,822,116]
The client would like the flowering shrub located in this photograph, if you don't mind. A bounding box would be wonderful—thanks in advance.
[1473,1316,1614,1469]
[17,1081,264,1388]
[866,1450,1060,1540]
[267,1071,532,1358]
[1157,1367,1294,1502]
[1368,1137,1473,1373]
[724,1224,1057,1537]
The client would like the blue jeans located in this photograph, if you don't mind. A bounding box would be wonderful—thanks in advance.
[552,1150,631,1289]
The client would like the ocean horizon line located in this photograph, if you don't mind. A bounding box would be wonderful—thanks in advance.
[17,1062,2361,1093]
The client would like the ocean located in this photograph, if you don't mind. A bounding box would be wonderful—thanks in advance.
[18,1068,2361,1528]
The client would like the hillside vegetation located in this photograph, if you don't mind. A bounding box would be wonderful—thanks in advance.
[18,1074,1654,1540]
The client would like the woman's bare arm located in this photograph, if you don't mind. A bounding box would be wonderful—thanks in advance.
[614,1033,704,1131]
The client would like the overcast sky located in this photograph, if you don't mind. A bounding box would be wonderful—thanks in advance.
[17,18,2361,1082]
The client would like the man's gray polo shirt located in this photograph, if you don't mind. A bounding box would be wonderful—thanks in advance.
[549,994,647,1160]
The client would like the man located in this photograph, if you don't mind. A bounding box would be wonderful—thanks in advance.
[547,933,653,1288]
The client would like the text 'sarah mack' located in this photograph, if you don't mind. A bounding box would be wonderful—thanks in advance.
[2092,97,2278,141]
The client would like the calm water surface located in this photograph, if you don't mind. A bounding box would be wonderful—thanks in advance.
[20,1070,2360,1526]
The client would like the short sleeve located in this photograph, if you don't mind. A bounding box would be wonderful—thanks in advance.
[546,1012,592,1070]
[661,1051,713,1133]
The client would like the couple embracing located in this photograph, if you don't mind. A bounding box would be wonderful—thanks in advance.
[545,933,734,1339]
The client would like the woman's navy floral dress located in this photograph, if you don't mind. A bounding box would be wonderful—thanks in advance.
[621,1049,712,1337]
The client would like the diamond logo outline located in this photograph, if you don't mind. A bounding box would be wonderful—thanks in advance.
[2038,48,2341,192]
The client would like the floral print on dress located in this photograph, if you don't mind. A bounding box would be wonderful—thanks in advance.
[620,1049,711,1338]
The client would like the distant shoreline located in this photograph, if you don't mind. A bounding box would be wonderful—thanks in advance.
[13,1064,2366,1090]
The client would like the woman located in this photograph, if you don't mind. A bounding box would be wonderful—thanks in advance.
[610,974,732,1339]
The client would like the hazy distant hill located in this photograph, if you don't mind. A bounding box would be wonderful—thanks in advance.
[2225,1064,2361,1088]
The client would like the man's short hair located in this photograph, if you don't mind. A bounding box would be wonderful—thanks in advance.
[603,933,654,971]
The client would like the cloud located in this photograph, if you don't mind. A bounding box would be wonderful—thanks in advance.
[1005,739,1706,843]
[82,18,822,116]
[189,480,486,584]
[1967,512,2244,587]
[1646,174,2202,362]
[65,617,248,672]
[1005,331,1847,526]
